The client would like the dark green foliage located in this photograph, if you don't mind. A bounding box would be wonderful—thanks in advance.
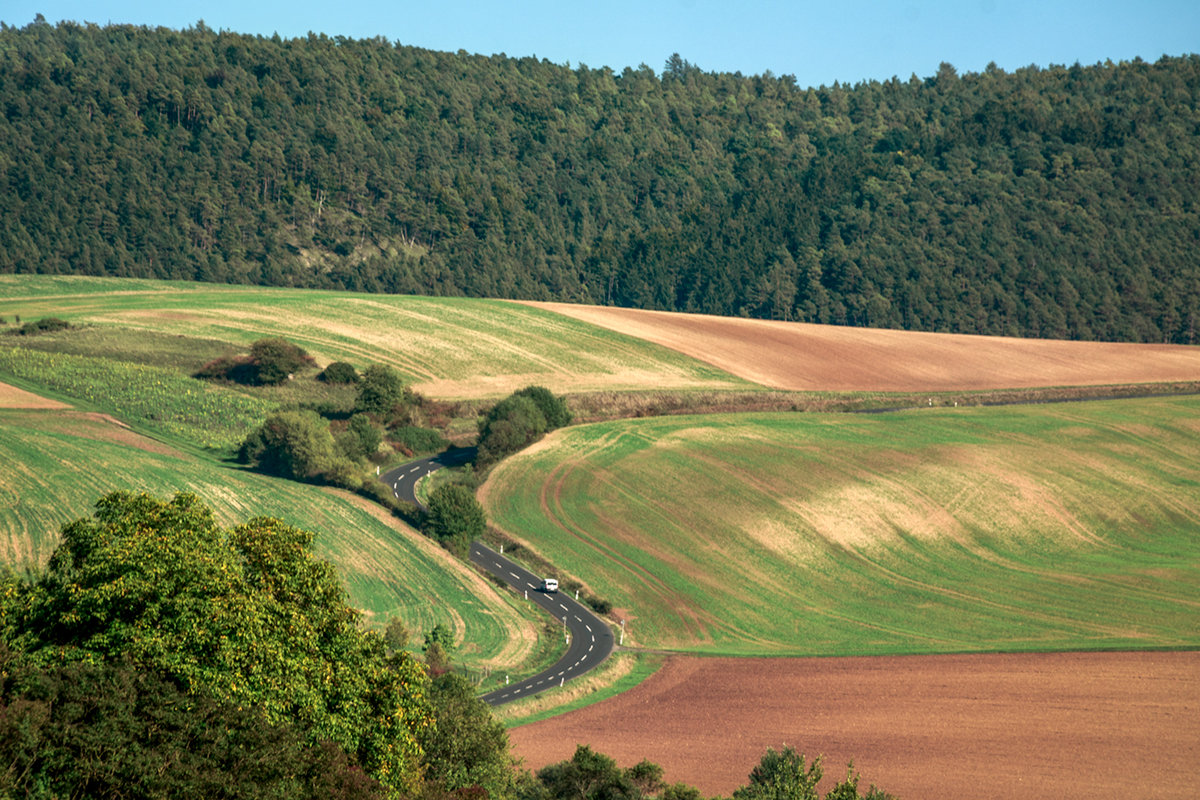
[239,409,346,480]
[321,361,361,384]
[734,747,822,800]
[384,617,410,653]
[422,484,486,556]
[355,364,409,417]
[477,387,571,466]
[0,646,383,800]
[1,491,432,796]
[195,337,314,385]
[534,746,666,800]
[586,596,613,616]
[422,624,454,676]
[0,20,1196,343]
[9,317,71,336]
[339,412,384,460]
[248,337,316,385]
[731,748,893,800]
[389,425,450,456]
[420,672,516,800]
[477,395,548,466]
[514,386,573,429]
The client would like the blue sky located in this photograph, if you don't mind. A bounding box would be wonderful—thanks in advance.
[4,1,1197,88]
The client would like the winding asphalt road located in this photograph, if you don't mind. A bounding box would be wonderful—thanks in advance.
[381,449,614,706]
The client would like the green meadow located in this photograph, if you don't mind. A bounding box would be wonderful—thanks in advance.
[0,276,750,399]
[481,397,1200,656]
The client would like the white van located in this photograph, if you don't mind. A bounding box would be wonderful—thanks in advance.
[540,578,559,593]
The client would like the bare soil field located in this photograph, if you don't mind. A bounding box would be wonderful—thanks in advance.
[509,651,1200,800]
[527,303,1200,392]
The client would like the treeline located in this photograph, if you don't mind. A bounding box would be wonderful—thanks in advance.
[1,17,1198,342]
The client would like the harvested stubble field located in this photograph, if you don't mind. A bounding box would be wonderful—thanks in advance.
[509,651,1200,800]
[0,276,750,400]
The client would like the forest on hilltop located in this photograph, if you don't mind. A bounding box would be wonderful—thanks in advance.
[2,17,1198,343]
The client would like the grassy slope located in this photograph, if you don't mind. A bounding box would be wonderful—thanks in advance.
[0,276,752,399]
[481,397,1200,656]
[5,275,1197,669]
[0,405,550,669]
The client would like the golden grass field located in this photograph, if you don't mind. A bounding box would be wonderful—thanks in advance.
[0,277,751,400]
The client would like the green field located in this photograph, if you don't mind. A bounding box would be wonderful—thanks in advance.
[4,274,1198,695]
[0,404,554,667]
[0,276,750,399]
[482,397,1200,656]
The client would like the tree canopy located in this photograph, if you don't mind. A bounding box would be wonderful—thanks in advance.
[1,20,1197,343]
[423,483,486,556]
[1,491,431,798]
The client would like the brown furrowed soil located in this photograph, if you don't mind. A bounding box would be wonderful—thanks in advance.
[509,651,1200,800]
[526,303,1200,392]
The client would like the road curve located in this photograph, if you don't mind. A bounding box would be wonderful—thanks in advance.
[380,450,615,705]
[381,446,476,508]
[470,542,614,705]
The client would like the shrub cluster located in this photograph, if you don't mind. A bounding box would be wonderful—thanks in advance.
[195,336,316,386]
[476,386,572,467]
[320,360,360,384]
[7,316,71,336]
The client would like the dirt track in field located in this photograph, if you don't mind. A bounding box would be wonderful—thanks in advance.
[526,303,1200,392]
[509,651,1200,800]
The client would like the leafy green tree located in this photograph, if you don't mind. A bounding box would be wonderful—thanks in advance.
[476,394,548,466]
[239,409,345,480]
[356,364,409,417]
[731,748,892,800]
[420,672,517,799]
[535,745,649,800]
[384,617,411,653]
[733,748,822,800]
[514,385,573,429]
[422,624,455,676]
[339,412,385,460]
[4,492,432,798]
[422,484,486,556]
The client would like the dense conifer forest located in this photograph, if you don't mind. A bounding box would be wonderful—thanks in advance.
[2,17,1197,342]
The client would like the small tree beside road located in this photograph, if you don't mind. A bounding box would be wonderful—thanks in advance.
[422,484,486,556]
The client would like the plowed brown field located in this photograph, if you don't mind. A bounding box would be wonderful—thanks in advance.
[510,652,1200,799]
[526,302,1200,391]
